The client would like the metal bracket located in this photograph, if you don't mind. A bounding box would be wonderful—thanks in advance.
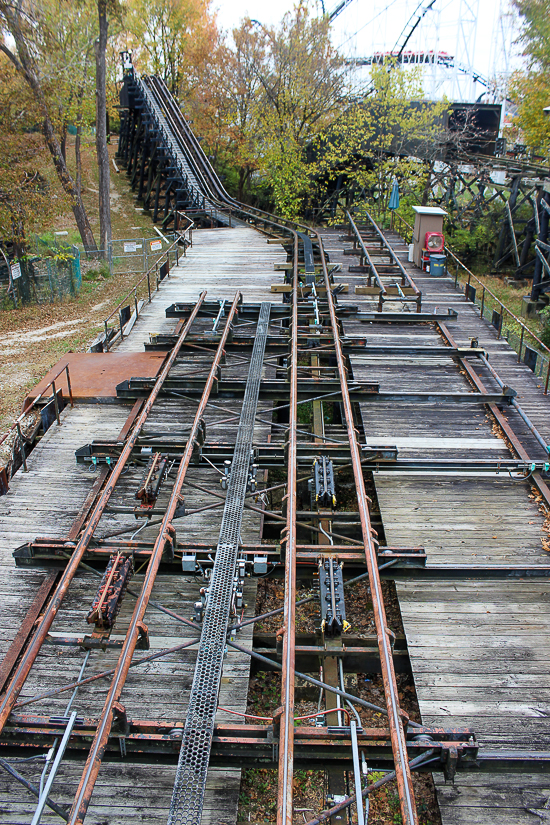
[113,702,130,735]
[444,745,459,782]
[137,621,150,650]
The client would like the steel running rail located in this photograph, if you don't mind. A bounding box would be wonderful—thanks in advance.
[68,292,242,824]
[120,76,419,823]
[346,211,387,309]
[317,229,418,825]
[278,235,299,825]
[167,302,271,825]
[0,291,207,737]
[348,208,422,312]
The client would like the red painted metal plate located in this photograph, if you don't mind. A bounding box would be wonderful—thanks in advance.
[26,352,169,401]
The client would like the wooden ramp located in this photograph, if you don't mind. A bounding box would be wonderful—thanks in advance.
[117,225,285,355]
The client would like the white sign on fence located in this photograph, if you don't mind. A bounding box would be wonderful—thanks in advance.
[11,263,21,280]
[150,240,162,252]
[124,242,138,253]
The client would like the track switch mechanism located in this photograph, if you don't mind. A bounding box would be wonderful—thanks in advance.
[135,452,169,511]
[309,456,336,509]
[221,451,258,493]
[87,553,133,629]
[319,556,348,637]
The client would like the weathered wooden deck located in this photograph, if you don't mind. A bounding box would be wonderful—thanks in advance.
[320,225,550,825]
[0,225,281,824]
[3,216,550,824]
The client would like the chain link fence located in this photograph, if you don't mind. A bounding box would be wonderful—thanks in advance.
[77,232,178,277]
[1,232,179,307]
[1,248,81,307]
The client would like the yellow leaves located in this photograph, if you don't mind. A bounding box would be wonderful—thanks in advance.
[507,70,550,157]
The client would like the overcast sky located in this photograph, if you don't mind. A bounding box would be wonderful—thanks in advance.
[214,0,522,100]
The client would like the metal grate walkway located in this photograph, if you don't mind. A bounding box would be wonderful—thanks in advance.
[167,302,271,825]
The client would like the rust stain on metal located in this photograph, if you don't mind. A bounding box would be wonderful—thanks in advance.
[26,352,169,402]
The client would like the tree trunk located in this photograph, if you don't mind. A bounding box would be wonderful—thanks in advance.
[75,124,82,199]
[75,53,91,199]
[421,160,434,206]
[60,123,67,162]
[43,115,97,250]
[0,5,98,251]
[75,125,83,199]
[95,0,111,258]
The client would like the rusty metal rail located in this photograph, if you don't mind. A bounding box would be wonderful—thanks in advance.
[0,291,207,734]
[347,208,422,312]
[5,69,550,825]
[68,293,241,825]
[318,229,418,825]
[278,235,299,825]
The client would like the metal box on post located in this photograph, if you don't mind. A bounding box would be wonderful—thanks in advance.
[412,206,447,268]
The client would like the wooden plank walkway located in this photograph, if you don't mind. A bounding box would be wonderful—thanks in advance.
[117,226,285,354]
[0,225,284,824]
[318,226,550,824]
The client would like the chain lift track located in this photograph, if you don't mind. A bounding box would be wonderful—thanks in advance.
[167,303,271,825]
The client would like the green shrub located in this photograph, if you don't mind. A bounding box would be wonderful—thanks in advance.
[82,262,110,282]
[539,305,550,347]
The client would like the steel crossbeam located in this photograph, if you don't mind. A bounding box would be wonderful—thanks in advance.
[0,291,207,737]
[167,303,271,825]
[67,293,242,825]
[317,231,419,825]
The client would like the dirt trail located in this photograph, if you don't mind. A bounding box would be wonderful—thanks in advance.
[0,140,158,434]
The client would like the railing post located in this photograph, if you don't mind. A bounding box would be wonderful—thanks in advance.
[480,287,485,320]
[17,423,27,472]
[545,360,550,395]
[104,320,110,352]
[52,380,61,426]
[147,272,152,303]
[120,312,124,341]
[455,261,459,287]
[65,365,73,408]
[498,306,503,340]
[518,325,524,363]
[134,288,138,319]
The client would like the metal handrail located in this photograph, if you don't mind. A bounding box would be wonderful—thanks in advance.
[445,244,550,393]
[392,209,550,394]
[102,224,193,350]
[392,212,414,239]
[0,363,73,472]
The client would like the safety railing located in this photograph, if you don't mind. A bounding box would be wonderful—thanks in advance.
[100,223,193,351]
[392,212,414,242]
[445,245,550,393]
[0,363,73,477]
[392,210,550,394]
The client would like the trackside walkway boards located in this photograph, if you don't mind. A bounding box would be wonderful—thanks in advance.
[0,233,280,824]
[322,221,550,825]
